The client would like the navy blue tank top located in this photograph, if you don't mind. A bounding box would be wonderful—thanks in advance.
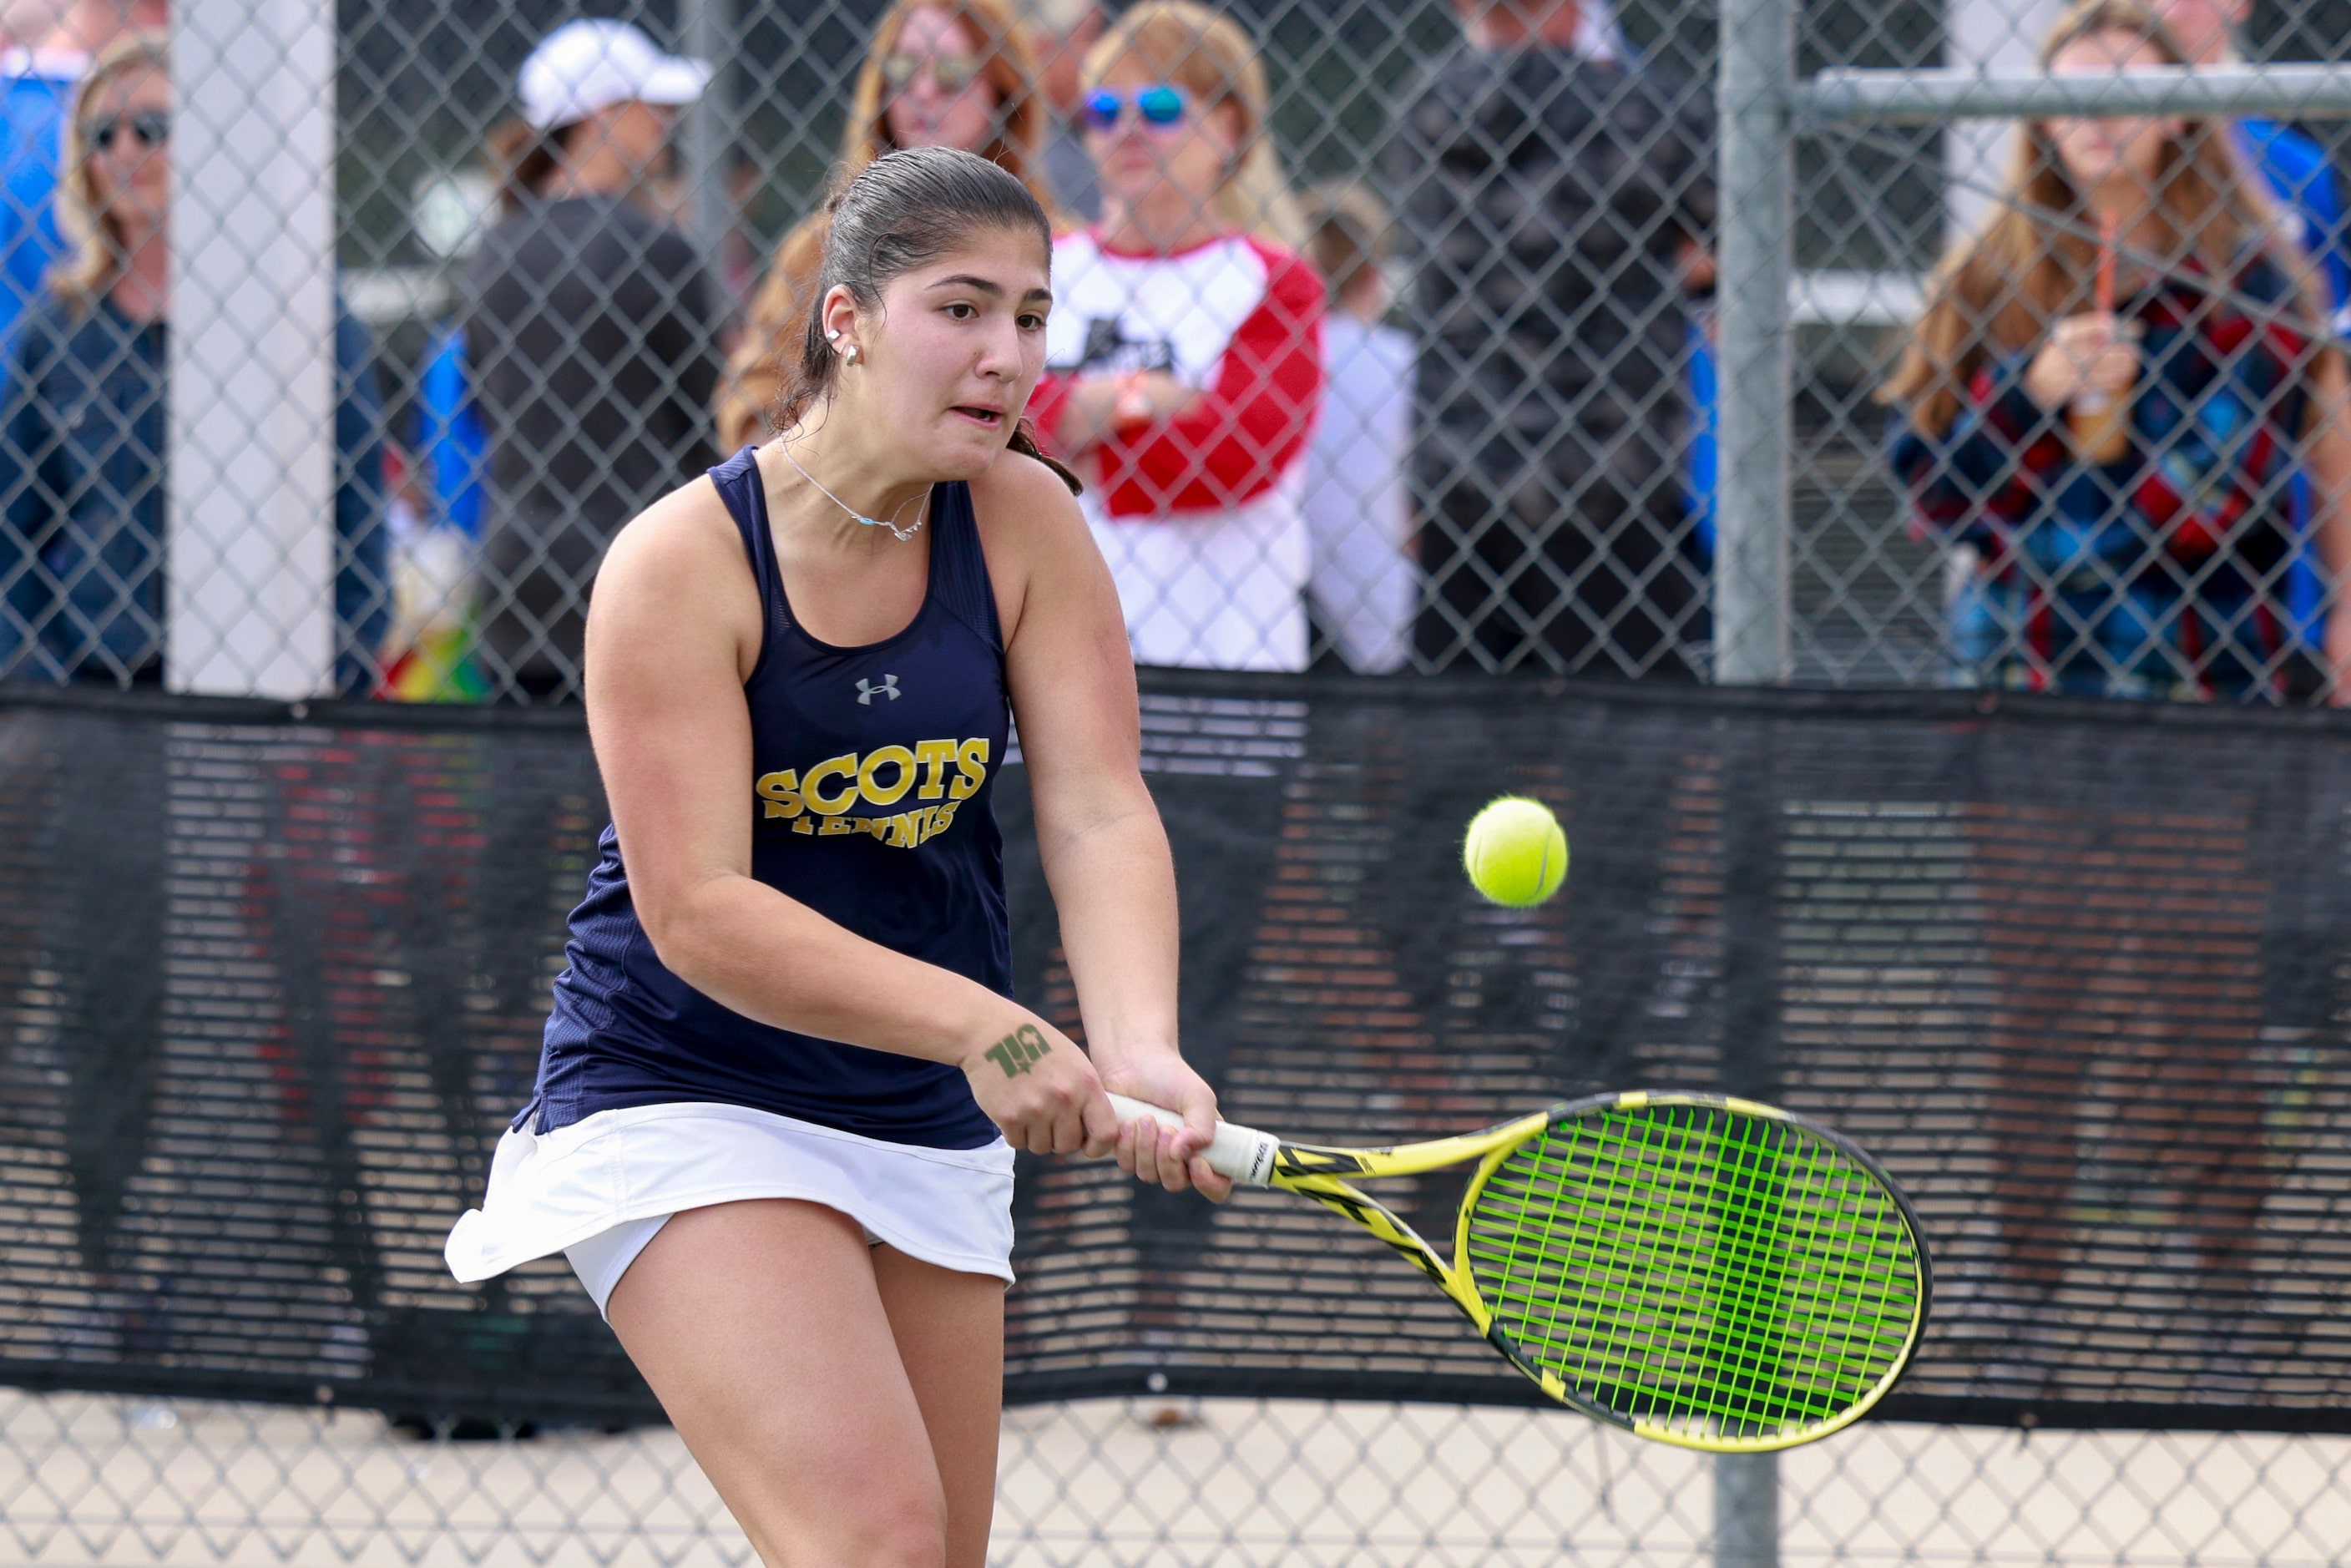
[527,447,1008,1149]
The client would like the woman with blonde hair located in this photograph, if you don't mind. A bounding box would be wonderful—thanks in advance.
[1024,0,1322,671]
[715,0,1058,448]
[0,31,387,690]
[1886,0,2351,700]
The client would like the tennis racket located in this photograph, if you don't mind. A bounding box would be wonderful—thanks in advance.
[1109,1090,1930,1451]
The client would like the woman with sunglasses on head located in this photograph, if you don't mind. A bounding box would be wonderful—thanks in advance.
[717,0,1059,449]
[1024,0,1323,672]
[0,32,387,690]
[448,145,1227,1567]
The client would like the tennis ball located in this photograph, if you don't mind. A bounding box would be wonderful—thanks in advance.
[1463,796,1568,908]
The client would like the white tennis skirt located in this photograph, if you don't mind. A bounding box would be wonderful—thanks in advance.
[443,1100,1017,1317]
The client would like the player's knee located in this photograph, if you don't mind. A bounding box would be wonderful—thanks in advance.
[863,1493,950,1568]
[738,1486,944,1568]
[822,1480,946,1568]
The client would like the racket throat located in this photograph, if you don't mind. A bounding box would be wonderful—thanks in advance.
[1286,1175,1474,1313]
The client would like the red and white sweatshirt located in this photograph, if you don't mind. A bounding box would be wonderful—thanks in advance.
[1028,229,1325,671]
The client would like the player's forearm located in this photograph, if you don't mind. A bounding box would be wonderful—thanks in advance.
[647,872,1019,1066]
[1038,802,1182,1066]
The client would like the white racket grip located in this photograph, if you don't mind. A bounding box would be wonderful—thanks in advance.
[1105,1094,1280,1186]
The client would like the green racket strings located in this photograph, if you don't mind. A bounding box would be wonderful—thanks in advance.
[1464,1102,1921,1439]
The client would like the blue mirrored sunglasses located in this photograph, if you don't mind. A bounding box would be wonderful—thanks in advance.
[1080,84,1190,133]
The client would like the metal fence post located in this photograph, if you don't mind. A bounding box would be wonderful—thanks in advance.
[680,0,734,260]
[1713,0,1795,685]
[1716,1444,1782,1568]
[1714,0,1792,1543]
[169,0,337,696]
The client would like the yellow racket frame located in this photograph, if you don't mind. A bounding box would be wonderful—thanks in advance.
[1120,1090,1930,1452]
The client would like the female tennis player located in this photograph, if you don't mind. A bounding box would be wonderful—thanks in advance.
[446,145,1227,1567]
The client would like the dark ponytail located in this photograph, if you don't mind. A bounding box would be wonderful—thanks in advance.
[770,146,1081,495]
[486,117,581,213]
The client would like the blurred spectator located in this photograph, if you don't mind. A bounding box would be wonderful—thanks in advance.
[0,2,67,50]
[1027,0,1322,671]
[1005,0,1104,222]
[717,149,765,306]
[1892,3,2330,1356]
[1884,0,2351,698]
[0,0,161,352]
[377,438,488,703]
[1569,0,1630,59]
[0,33,387,691]
[1517,0,1727,579]
[467,19,720,701]
[717,0,1056,449]
[417,324,486,542]
[2148,0,2351,652]
[1301,180,1414,673]
[1394,0,1714,678]
[2154,0,2351,325]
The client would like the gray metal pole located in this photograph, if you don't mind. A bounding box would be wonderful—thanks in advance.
[1798,61,2351,122]
[1712,0,1796,685]
[679,0,732,263]
[1712,0,1792,1520]
[169,0,337,696]
[1716,1448,1782,1568]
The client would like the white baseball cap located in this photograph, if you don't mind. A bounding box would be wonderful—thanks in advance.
[518,19,712,132]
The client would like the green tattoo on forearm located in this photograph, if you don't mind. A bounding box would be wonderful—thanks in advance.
[983,1024,1050,1078]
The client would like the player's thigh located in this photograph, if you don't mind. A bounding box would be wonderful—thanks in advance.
[871,1245,1005,1568]
[606,1201,948,1568]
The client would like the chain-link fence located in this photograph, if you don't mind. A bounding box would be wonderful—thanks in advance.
[10,0,2343,696]
[8,1388,2350,1567]
[4,3,2348,694]
[9,0,2351,1563]
[5,0,1730,696]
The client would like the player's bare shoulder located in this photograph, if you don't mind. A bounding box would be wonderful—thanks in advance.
[968,443,1099,643]
[968,442,1086,545]
[599,473,741,587]
[588,473,763,661]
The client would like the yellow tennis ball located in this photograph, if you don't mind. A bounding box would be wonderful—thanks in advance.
[1463,796,1568,908]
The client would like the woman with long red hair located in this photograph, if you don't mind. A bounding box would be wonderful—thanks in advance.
[1885,0,2351,699]
[715,0,1059,448]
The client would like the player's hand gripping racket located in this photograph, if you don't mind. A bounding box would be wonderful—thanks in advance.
[1109,1090,1930,1451]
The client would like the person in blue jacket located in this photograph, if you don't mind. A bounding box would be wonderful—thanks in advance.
[0,32,387,690]
[416,324,486,539]
[2149,0,2351,646]
[2148,0,2351,321]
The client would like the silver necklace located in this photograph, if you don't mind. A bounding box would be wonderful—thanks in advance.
[781,445,928,543]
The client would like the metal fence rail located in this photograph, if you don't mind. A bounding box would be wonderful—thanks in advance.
[1796,62,2351,120]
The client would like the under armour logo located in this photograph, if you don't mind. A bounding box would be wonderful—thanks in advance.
[857,675,900,705]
